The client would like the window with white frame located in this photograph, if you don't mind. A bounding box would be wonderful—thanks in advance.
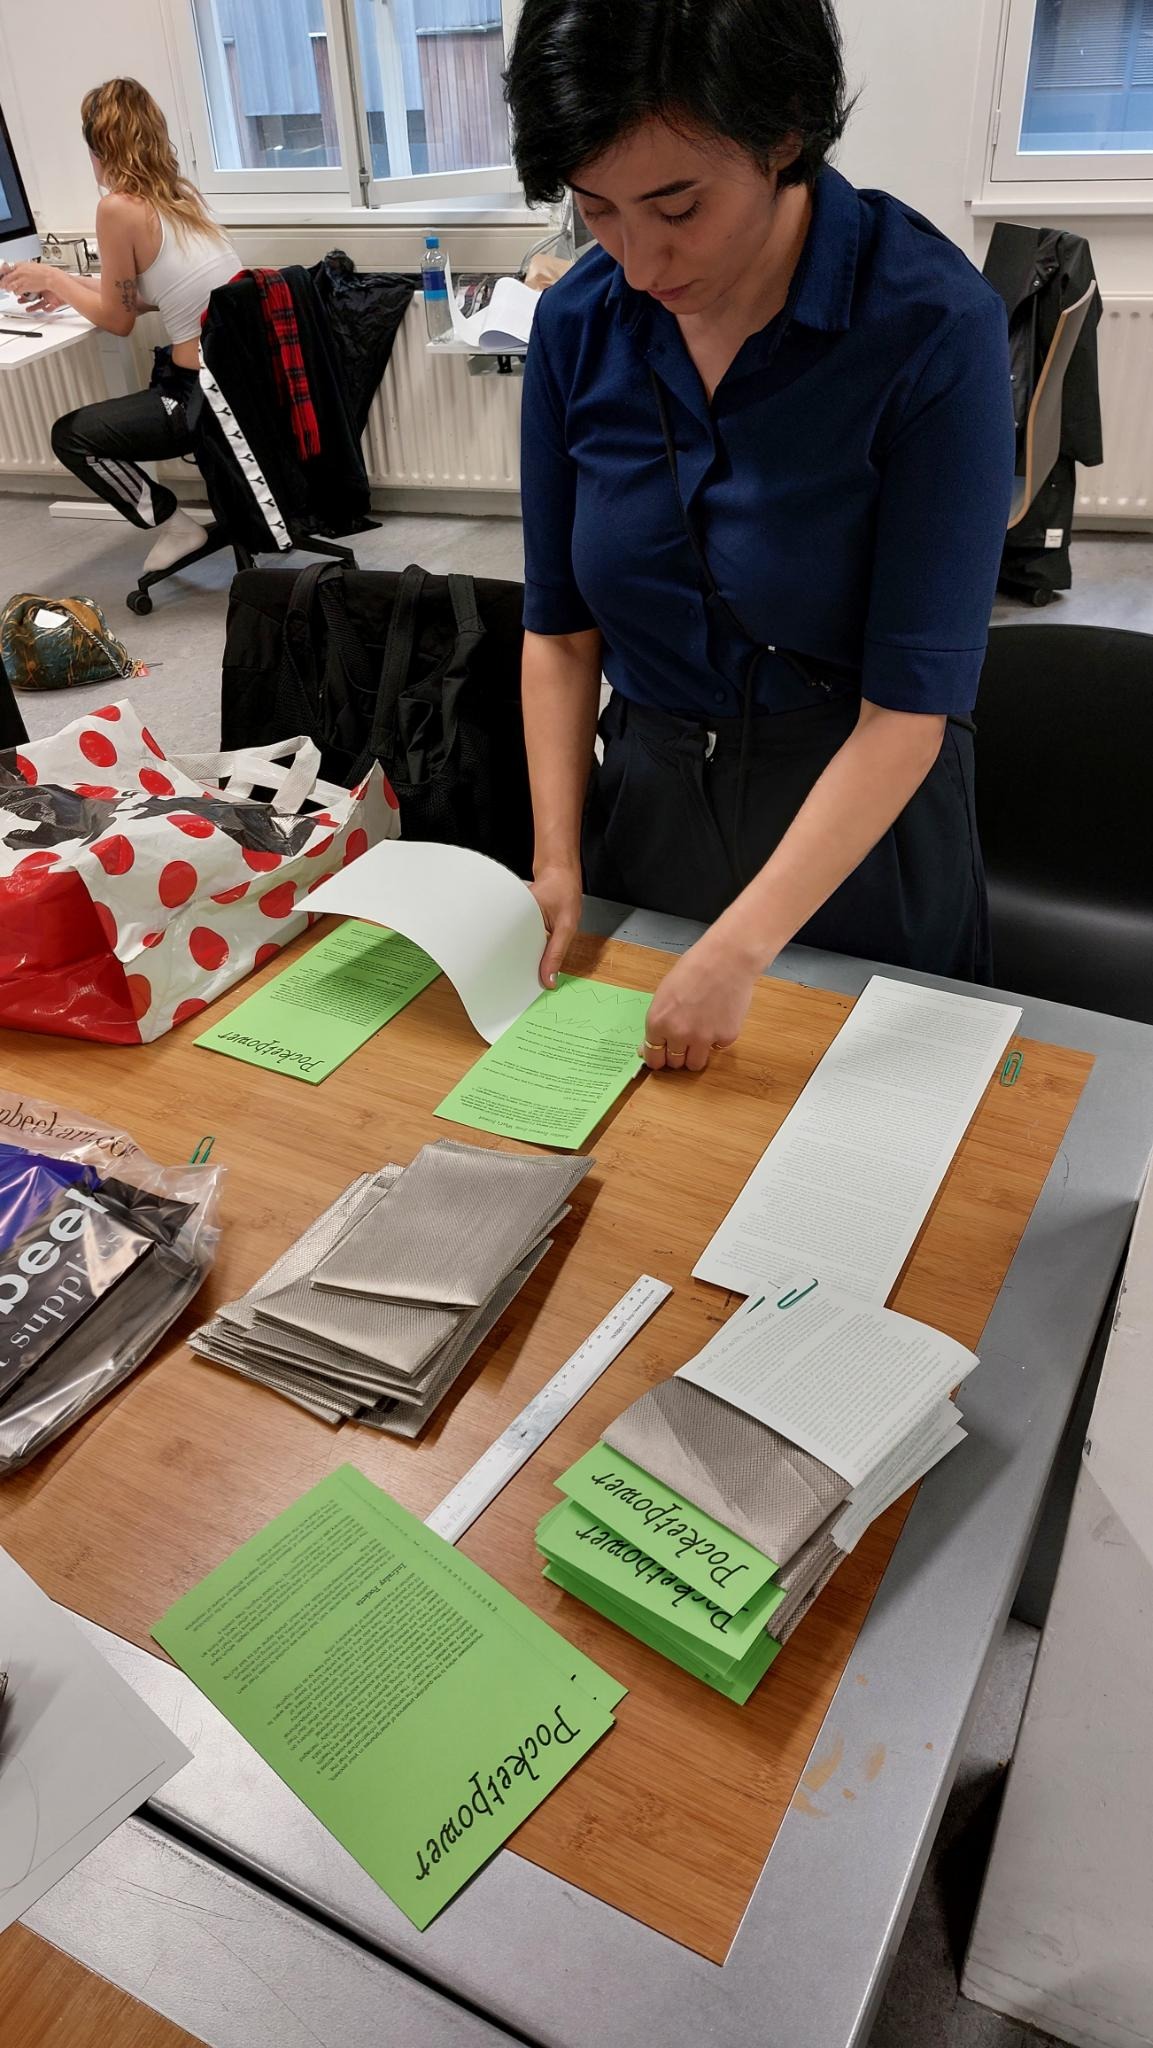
[170,0,521,206]
[991,0,1153,183]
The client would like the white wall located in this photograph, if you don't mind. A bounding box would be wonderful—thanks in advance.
[0,0,184,232]
[835,0,987,256]
[834,0,1150,297]
[3,0,1149,288]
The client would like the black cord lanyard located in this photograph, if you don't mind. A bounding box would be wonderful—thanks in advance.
[650,368,829,702]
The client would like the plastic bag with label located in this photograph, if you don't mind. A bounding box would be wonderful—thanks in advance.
[0,1088,223,1474]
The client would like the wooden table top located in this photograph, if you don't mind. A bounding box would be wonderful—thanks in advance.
[0,928,1091,1985]
[2,1924,200,2048]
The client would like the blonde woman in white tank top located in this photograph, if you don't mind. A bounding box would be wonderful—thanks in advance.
[0,77,239,574]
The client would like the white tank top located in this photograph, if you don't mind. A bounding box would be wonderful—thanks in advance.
[137,213,239,346]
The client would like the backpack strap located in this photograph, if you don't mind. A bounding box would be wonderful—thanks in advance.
[354,564,428,783]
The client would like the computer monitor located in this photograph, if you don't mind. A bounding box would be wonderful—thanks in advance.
[0,98,41,264]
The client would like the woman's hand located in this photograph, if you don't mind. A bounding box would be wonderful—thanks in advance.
[531,862,584,987]
[1,261,54,304]
[640,928,761,1072]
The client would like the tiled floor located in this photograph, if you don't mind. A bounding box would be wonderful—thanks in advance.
[6,493,1150,2047]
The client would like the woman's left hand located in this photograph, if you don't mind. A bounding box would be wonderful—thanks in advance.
[639,930,760,1072]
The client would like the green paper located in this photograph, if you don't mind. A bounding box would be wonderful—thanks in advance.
[543,1562,780,1704]
[537,1501,785,1665]
[195,920,440,1083]
[152,1466,616,1929]
[435,974,651,1149]
[337,1463,626,1711]
[554,1443,779,1604]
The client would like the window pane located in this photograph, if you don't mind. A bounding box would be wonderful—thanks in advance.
[352,0,511,181]
[1021,0,1153,153]
[193,0,342,170]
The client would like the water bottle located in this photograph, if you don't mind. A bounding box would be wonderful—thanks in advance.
[421,235,452,343]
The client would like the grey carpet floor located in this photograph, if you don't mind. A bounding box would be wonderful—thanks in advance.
[6,494,1148,2046]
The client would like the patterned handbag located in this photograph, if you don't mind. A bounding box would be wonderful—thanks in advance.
[0,593,144,692]
[0,700,397,1042]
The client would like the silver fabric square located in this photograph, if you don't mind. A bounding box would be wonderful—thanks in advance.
[311,1141,591,1309]
[604,1377,849,1569]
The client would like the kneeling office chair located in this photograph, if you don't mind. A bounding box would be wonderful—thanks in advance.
[976,624,1153,1025]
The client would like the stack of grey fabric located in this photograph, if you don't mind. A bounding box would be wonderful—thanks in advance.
[191,1141,591,1436]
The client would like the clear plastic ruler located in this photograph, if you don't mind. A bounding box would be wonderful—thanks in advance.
[425,1274,672,1544]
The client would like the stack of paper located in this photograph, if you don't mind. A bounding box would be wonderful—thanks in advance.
[537,1282,976,1699]
[191,1141,591,1435]
[154,1465,623,1928]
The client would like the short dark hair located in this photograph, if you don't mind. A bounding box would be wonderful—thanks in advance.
[505,0,852,205]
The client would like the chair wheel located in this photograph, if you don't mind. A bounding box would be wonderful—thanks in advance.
[127,589,153,616]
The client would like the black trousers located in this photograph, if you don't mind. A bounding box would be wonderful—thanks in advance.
[583,691,992,984]
[51,348,202,530]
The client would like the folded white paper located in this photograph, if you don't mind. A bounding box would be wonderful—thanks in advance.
[450,275,540,350]
[676,1284,977,1488]
[832,1398,966,1552]
[694,976,1021,1302]
[305,839,546,1043]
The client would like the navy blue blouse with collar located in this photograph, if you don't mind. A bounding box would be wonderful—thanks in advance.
[520,167,1015,720]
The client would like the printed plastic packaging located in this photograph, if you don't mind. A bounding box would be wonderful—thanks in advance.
[0,1088,223,1473]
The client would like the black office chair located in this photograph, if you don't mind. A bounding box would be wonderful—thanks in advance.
[976,625,1153,1024]
[126,512,255,617]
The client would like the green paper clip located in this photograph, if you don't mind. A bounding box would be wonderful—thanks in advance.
[778,1278,819,1309]
[190,1135,216,1164]
[1000,1050,1023,1088]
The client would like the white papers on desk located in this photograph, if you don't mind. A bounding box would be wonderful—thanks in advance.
[0,1547,190,1931]
[677,1283,976,1487]
[832,1398,966,1552]
[304,838,547,1042]
[694,976,1021,1302]
[0,293,93,367]
[450,275,539,351]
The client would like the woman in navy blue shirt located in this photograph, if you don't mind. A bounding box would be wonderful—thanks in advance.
[506,0,1015,1072]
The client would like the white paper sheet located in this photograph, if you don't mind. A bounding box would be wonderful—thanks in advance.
[450,275,539,350]
[305,839,547,1043]
[694,976,1021,1301]
[832,1399,966,1552]
[0,296,94,368]
[0,1547,191,1931]
[676,1284,977,1487]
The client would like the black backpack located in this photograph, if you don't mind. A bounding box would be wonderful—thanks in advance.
[220,561,533,876]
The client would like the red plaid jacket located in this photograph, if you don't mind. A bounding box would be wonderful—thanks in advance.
[235,268,322,462]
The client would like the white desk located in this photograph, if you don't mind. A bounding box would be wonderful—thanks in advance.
[0,301,97,371]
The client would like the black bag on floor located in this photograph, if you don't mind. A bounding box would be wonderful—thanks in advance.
[220,561,533,876]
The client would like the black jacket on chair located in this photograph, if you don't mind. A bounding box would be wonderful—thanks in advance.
[309,251,414,438]
[983,225,1103,604]
[199,265,378,551]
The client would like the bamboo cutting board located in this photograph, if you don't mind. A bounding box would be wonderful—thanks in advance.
[0,930,1091,1963]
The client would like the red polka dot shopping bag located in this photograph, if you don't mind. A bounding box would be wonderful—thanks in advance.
[0,701,399,1042]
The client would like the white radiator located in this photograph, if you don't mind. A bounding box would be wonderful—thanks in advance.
[2,295,1149,520]
[0,300,521,501]
[362,299,522,494]
[1076,296,1153,524]
[0,332,107,480]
